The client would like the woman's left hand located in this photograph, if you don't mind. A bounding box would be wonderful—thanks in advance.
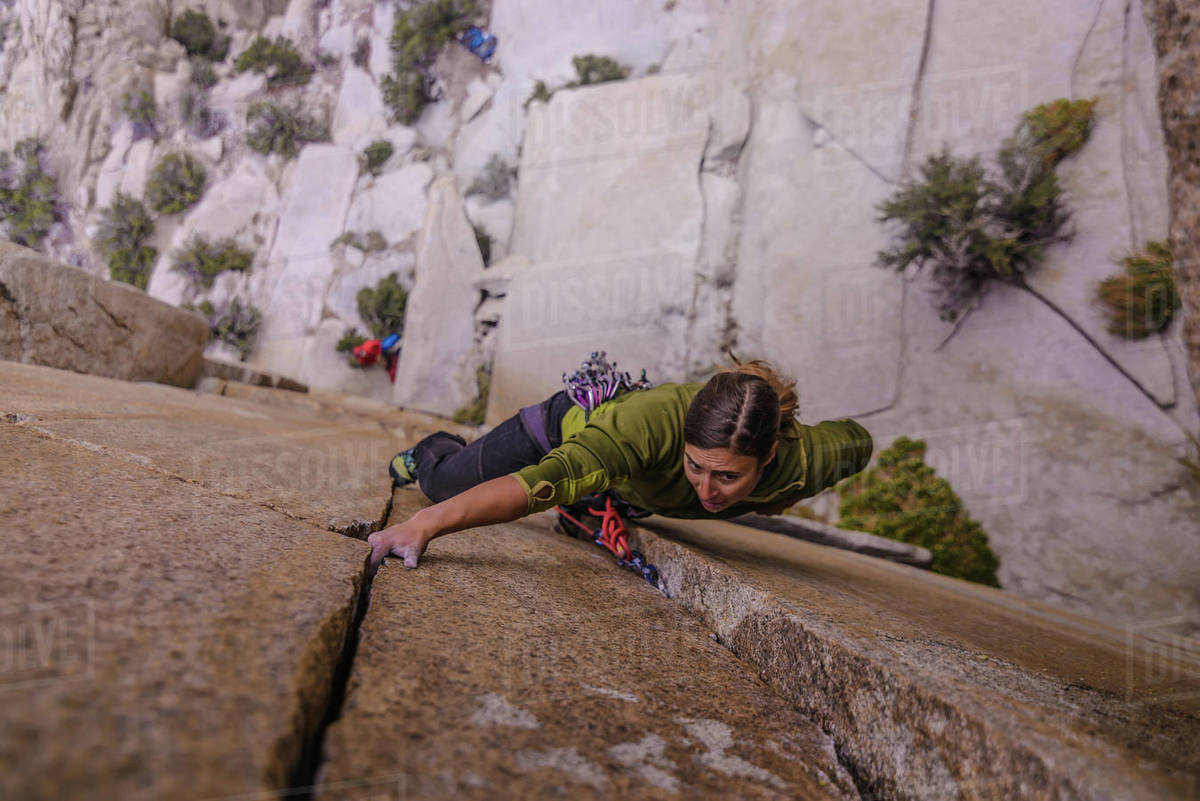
[367,518,433,570]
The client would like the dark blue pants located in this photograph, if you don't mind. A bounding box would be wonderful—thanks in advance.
[411,391,574,503]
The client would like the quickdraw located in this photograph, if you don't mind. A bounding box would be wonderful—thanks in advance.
[557,495,660,588]
[563,351,652,417]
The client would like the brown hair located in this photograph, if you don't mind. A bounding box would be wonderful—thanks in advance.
[683,359,799,462]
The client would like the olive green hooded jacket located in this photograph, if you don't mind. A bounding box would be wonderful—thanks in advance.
[510,382,873,518]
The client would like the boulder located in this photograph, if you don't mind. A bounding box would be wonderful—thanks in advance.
[0,242,209,388]
[392,177,484,415]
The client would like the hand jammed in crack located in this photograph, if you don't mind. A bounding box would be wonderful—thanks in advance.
[368,475,530,571]
[367,519,432,570]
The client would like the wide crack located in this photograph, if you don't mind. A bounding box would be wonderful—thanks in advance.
[280,492,393,800]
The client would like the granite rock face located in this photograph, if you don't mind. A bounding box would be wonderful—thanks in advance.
[392,176,486,416]
[1143,0,1200,411]
[630,516,1200,801]
[316,491,861,801]
[0,404,370,801]
[0,242,209,387]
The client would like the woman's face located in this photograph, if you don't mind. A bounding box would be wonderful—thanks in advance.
[683,442,777,513]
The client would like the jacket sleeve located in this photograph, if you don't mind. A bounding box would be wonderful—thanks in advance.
[510,426,635,515]
[803,419,873,496]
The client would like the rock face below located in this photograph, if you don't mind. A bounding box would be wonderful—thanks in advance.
[0,242,209,388]
[0,423,368,801]
[0,360,398,535]
[631,517,1200,801]
[316,491,860,800]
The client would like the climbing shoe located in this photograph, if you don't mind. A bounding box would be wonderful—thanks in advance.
[388,447,418,487]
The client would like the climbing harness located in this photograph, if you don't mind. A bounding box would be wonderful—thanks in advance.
[553,351,660,587]
[556,493,660,588]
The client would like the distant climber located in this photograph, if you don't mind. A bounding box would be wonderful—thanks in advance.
[368,354,874,571]
[458,25,497,63]
[353,333,401,382]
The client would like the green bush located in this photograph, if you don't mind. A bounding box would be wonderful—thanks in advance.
[466,154,514,201]
[180,89,223,138]
[875,98,1094,323]
[570,54,629,86]
[210,298,261,360]
[336,326,369,367]
[1022,98,1098,166]
[96,192,157,289]
[357,272,407,337]
[190,58,219,89]
[524,79,553,108]
[381,71,430,126]
[382,0,480,123]
[146,152,207,214]
[362,139,394,176]
[245,101,329,159]
[1098,241,1181,338]
[452,365,491,425]
[171,8,230,61]
[122,89,157,139]
[332,230,387,253]
[171,234,253,288]
[837,437,1000,586]
[234,35,313,87]
[0,138,59,250]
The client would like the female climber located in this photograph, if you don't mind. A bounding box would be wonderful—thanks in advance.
[367,355,873,571]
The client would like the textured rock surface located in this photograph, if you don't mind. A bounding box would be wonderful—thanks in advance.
[0,359,398,535]
[0,242,209,387]
[630,517,1200,801]
[0,402,369,801]
[317,490,860,800]
[1143,0,1200,411]
[392,176,486,415]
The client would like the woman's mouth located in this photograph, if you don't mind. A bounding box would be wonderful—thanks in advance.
[700,498,723,511]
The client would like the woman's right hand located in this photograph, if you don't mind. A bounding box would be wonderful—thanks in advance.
[368,518,433,570]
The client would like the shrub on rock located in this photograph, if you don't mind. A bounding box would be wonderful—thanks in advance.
[875,97,1095,324]
[234,35,313,87]
[189,58,219,90]
[452,366,491,425]
[171,234,253,289]
[357,272,407,337]
[180,89,224,138]
[837,436,1000,586]
[336,327,369,367]
[245,101,329,159]
[190,297,261,361]
[570,54,629,86]
[0,138,59,250]
[170,8,230,61]
[96,192,157,290]
[146,152,207,215]
[382,0,480,123]
[362,139,394,176]
[1098,241,1181,339]
[466,154,514,201]
[122,89,157,140]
